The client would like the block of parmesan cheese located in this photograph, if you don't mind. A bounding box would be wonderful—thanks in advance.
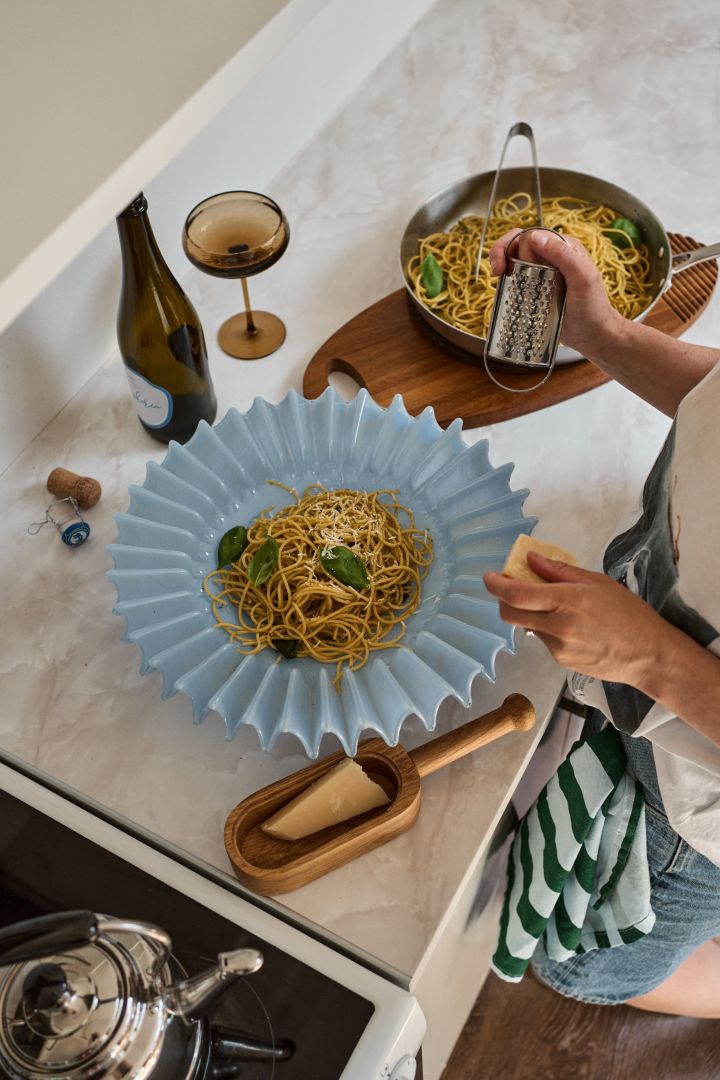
[260,759,390,841]
[502,534,578,584]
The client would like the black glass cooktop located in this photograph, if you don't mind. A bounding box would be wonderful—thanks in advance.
[0,787,374,1079]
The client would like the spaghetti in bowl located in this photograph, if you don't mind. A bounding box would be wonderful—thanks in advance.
[108,388,536,757]
[205,484,433,691]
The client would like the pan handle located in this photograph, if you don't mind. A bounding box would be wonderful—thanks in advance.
[671,242,720,274]
[408,694,535,779]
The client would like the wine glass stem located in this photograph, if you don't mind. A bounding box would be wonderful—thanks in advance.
[241,278,258,335]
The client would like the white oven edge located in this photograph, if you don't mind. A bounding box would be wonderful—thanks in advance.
[0,761,426,1079]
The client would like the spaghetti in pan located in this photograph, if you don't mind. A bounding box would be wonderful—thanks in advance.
[406,193,654,338]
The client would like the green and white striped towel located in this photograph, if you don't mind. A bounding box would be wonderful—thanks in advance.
[492,725,655,983]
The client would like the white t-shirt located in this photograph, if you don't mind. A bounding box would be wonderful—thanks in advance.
[569,361,720,867]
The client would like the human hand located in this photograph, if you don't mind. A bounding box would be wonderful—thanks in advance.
[483,551,673,687]
[487,228,626,363]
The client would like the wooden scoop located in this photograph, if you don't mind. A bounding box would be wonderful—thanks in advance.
[224,694,535,895]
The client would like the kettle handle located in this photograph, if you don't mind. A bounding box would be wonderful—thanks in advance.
[0,911,99,967]
[0,910,172,975]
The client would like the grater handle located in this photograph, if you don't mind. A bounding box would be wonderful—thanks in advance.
[482,226,568,394]
[474,122,543,282]
[483,349,555,394]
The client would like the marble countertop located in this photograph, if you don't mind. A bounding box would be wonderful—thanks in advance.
[2,0,719,985]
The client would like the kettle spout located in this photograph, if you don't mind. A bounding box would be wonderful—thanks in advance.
[166,948,263,1021]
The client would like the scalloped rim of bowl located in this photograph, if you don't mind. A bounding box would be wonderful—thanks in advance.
[108,388,536,757]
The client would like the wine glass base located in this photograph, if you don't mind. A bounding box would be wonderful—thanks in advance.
[218,311,286,360]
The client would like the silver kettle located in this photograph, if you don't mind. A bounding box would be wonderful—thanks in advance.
[0,909,291,1079]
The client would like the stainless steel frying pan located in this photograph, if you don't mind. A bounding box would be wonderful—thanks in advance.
[399,166,720,365]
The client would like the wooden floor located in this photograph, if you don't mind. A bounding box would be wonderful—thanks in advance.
[441,970,720,1079]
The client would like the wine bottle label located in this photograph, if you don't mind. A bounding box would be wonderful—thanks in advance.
[125,369,173,428]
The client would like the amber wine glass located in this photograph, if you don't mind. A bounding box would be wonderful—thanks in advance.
[183,191,290,360]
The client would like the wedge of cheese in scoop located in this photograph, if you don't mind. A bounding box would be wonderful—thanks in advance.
[261,759,390,841]
[502,534,579,584]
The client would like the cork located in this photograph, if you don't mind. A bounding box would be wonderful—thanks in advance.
[47,468,102,510]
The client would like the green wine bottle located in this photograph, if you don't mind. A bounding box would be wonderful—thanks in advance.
[116,193,217,444]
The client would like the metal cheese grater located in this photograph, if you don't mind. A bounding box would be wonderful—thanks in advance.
[486,225,567,369]
[476,123,567,392]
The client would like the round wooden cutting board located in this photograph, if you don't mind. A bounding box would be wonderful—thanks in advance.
[303,234,717,429]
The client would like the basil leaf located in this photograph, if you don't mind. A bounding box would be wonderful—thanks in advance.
[273,639,299,658]
[217,525,248,568]
[248,536,279,587]
[320,545,369,590]
[606,216,642,250]
[421,252,444,298]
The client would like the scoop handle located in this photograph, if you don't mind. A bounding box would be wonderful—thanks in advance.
[408,694,535,779]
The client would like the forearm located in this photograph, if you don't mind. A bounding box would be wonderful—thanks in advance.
[633,619,720,748]
[484,554,720,748]
[489,230,720,413]
[590,316,719,418]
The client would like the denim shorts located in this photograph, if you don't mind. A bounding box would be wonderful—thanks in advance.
[531,724,720,1005]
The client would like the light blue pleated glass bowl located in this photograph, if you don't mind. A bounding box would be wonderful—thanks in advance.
[108,388,536,757]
